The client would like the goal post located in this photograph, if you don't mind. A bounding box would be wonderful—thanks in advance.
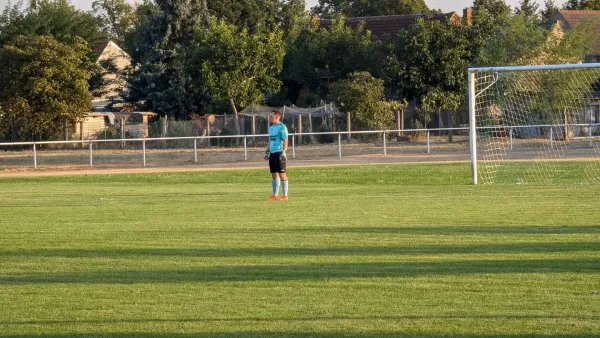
[468,63,600,184]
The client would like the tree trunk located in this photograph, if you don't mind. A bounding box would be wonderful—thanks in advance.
[230,97,241,136]
[63,120,69,141]
[448,111,453,143]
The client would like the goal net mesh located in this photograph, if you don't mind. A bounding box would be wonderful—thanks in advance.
[471,65,600,184]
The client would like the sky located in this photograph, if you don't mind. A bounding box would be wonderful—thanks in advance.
[0,0,569,14]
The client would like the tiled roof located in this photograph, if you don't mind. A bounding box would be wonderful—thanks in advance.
[557,9,600,29]
[319,13,459,41]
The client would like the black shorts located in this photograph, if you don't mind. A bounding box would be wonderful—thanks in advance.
[269,152,286,173]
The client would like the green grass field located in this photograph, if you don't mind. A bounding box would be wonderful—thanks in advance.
[0,163,599,337]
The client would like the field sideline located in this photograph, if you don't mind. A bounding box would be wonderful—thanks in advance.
[0,162,599,337]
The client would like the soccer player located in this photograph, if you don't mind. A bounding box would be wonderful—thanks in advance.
[265,110,289,200]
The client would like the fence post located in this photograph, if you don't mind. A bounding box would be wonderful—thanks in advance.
[33,143,37,169]
[142,139,146,167]
[427,129,430,154]
[590,124,593,148]
[292,134,296,159]
[550,127,553,148]
[89,141,93,167]
[347,112,351,141]
[338,132,342,158]
[244,136,247,161]
[383,131,387,156]
[509,127,513,151]
[194,137,198,163]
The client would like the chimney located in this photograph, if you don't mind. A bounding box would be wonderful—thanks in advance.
[463,7,472,26]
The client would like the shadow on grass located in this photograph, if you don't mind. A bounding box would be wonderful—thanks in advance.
[255,226,600,235]
[0,258,597,284]
[1,241,599,259]
[2,329,600,338]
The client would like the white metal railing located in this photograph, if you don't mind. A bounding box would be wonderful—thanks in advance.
[1,124,600,170]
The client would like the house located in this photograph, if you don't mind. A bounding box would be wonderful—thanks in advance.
[72,42,156,140]
[548,10,600,62]
[92,40,133,111]
[318,9,471,42]
[74,112,157,140]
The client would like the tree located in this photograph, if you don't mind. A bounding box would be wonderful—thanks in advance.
[475,13,546,67]
[0,0,105,53]
[182,18,285,135]
[328,72,398,131]
[515,0,540,17]
[0,35,95,141]
[470,0,513,52]
[564,0,600,10]
[282,18,380,103]
[472,0,512,16]
[475,12,597,66]
[391,18,478,129]
[311,0,429,18]
[474,11,598,125]
[121,0,157,63]
[125,0,210,119]
[206,0,308,45]
[471,0,512,31]
[92,0,135,46]
[541,0,558,22]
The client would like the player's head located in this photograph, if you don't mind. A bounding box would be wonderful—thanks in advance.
[269,110,281,124]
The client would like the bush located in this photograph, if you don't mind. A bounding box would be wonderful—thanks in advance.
[212,124,237,147]
[95,126,120,140]
[316,124,335,144]
[410,119,425,142]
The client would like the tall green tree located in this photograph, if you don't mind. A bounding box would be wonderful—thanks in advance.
[471,0,512,34]
[92,0,135,46]
[391,18,478,128]
[472,0,512,16]
[282,18,380,103]
[121,0,156,63]
[0,0,105,52]
[126,0,209,119]
[475,12,597,66]
[182,18,285,134]
[311,0,429,18]
[0,35,95,141]
[328,72,398,131]
[207,0,306,35]
[474,11,598,125]
[515,0,540,17]
[541,0,558,22]
[475,13,546,67]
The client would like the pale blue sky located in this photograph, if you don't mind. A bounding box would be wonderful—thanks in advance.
[0,0,569,14]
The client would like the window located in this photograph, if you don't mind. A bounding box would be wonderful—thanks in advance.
[593,105,600,124]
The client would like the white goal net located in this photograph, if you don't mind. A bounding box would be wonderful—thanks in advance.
[469,63,600,184]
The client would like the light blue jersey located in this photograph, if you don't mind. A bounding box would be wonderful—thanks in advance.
[269,122,288,153]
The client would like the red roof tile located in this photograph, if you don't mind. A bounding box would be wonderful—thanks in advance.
[319,13,459,41]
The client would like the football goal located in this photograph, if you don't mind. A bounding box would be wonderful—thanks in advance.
[468,63,600,184]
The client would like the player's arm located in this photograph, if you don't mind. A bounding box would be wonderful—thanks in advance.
[282,126,289,153]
